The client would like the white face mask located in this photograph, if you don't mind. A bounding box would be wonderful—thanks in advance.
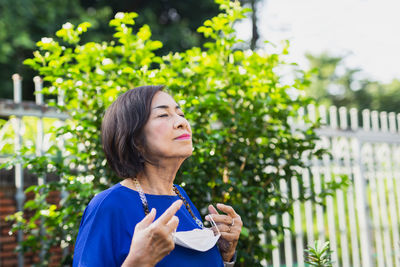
[173,215,221,252]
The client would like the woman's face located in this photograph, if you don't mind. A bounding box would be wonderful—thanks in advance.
[141,91,193,161]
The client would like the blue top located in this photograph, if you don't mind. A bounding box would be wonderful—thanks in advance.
[73,183,224,267]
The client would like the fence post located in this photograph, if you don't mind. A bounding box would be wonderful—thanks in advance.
[34,77,44,189]
[34,76,48,262]
[340,107,361,267]
[57,87,71,263]
[330,106,351,267]
[354,109,374,267]
[12,74,25,267]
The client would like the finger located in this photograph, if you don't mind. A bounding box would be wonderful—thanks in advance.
[166,216,180,232]
[205,214,233,225]
[208,204,219,215]
[211,224,230,233]
[233,215,243,227]
[155,200,183,225]
[136,208,156,230]
[216,203,238,218]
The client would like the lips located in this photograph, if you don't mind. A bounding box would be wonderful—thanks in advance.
[175,133,191,140]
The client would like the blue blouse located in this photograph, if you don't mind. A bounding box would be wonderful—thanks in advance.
[73,183,224,267]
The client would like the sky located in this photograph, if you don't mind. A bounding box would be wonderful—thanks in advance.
[235,0,400,83]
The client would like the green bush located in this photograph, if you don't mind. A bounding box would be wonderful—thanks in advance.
[5,0,332,265]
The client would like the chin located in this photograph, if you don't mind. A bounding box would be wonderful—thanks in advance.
[182,148,194,159]
[163,147,192,159]
[180,149,193,158]
[176,143,193,155]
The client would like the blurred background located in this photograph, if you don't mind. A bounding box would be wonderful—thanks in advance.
[236,0,400,113]
[1,0,399,112]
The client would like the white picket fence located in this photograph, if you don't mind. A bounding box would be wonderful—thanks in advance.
[1,75,400,267]
[266,105,400,267]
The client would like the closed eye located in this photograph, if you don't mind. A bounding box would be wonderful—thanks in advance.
[158,114,185,118]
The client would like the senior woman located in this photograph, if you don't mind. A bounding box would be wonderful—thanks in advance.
[73,85,242,267]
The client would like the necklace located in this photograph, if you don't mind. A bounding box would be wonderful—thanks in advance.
[132,178,204,229]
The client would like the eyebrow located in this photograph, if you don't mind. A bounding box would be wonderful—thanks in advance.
[152,105,181,110]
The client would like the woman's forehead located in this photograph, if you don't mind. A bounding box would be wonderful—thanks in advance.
[151,91,178,108]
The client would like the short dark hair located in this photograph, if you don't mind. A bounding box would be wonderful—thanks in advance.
[101,85,164,178]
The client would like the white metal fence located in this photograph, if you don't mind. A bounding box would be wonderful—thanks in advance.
[266,105,400,267]
[0,74,67,267]
[1,75,400,267]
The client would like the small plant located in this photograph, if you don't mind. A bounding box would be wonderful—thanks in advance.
[304,241,334,267]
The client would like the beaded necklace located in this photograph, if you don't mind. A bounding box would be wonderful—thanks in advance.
[132,178,204,229]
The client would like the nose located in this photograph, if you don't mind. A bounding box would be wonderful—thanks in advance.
[173,114,190,130]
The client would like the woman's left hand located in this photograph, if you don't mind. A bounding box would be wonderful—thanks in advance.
[205,203,243,262]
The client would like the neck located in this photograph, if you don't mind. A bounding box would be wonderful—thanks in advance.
[136,158,183,195]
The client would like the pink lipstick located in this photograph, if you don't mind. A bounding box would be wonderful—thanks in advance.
[175,134,191,140]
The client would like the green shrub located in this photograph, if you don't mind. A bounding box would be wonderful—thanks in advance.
[5,0,332,265]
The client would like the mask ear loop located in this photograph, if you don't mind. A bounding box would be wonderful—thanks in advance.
[208,215,221,236]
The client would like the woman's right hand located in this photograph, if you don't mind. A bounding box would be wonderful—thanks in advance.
[122,200,183,267]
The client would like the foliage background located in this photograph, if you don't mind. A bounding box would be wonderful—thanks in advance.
[1,0,256,100]
[2,0,397,114]
[3,0,337,266]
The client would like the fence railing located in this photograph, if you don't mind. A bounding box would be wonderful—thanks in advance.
[1,74,400,267]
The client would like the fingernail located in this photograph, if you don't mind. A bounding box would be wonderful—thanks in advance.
[205,215,210,220]
[151,208,155,213]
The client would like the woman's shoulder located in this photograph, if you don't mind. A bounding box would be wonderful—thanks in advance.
[86,183,141,216]
[90,183,128,203]
[74,183,139,266]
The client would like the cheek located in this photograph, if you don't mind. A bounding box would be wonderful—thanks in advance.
[146,121,170,142]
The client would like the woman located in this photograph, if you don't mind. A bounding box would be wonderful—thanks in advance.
[73,85,242,267]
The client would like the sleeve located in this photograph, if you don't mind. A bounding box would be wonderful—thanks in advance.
[73,194,125,267]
